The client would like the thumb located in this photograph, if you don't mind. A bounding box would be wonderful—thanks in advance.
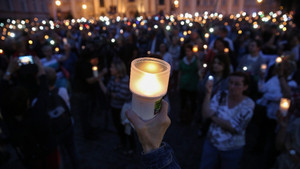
[126,109,144,128]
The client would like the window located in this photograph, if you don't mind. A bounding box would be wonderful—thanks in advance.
[197,0,200,6]
[99,0,104,7]
[210,0,214,5]
[159,0,164,5]
[41,0,46,11]
[203,0,207,6]
[32,0,38,11]
[5,0,13,10]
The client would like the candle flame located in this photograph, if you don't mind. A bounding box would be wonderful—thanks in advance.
[276,57,282,63]
[136,73,162,97]
[92,66,98,71]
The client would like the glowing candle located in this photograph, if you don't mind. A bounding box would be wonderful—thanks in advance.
[203,63,207,68]
[208,75,214,81]
[193,45,198,53]
[0,49,3,54]
[243,66,248,71]
[92,66,98,77]
[261,64,267,73]
[280,98,290,117]
[276,57,282,64]
[130,57,171,120]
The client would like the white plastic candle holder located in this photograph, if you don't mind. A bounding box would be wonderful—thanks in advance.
[130,57,171,120]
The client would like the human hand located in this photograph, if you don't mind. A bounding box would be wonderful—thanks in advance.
[205,79,213,94]
[126,100,171,153]
[276,110,288,128]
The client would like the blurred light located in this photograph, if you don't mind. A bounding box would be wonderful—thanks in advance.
[282,27,287,32]
[11,20,16,24]
[257,0,263,3]
[50,40,55,45]
[189,23,193,27]
[188,30,192,34]
[82,4,87,9]
[180,37,184,42]
[180,21,184,25]
[17,24,23,29]
[203,63,207,68]
[166,25,171,31]
[120,29,124,34]
[9,32,15,38]
[243,66,248,71]
[111,38,116,43]
[154,25,158,29]
[224,48,229,53]
[183,31,187,36]
[44,35,49,39]
[0,49,3,54]
[204,33,209,39]
[39,26,44,30]
[209,28,214,33]
[55,0,61,6]
[238,30,242,34]
[203,44,208,50]
[88,32,92,36]
[28,40,33,45]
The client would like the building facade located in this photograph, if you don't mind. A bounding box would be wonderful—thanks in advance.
[0,0,49,19]
[0,0,279,20]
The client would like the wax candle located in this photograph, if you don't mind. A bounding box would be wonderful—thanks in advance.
[280,98,290,117]
[92,66,98,77]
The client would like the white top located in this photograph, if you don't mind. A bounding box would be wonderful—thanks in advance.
[208,91,255,151]
[257,76,282,119]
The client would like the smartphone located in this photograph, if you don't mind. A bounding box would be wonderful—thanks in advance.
[18,55,34,66]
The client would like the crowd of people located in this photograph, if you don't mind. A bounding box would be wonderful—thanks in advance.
[0,8,300,169]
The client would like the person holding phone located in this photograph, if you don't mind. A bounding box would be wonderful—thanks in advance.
[200,72,254,169]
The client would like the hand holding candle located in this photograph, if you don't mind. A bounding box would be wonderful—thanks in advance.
[92,66,98,78]
[280,98,291,117]
[261,64,267,73]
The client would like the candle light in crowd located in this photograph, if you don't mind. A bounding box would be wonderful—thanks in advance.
[130,57,171,120]
[280,98,290,117]
[55,47,60,52]
[44,35,49,40]
[203,63,207,68]
[28,40,33,45]
[261,64,267,73]
[111,38,116,43]
[204,33,209,40]
[88,32,92,36]
[276,57,282,64]
[180,37,184,43]
[0,49,3,54]
[183,31,187,36]
[224,48,229,53]
[92,66,98,78]
[243,66,248,71]
[193,45,198,53]
[203,44,208,50]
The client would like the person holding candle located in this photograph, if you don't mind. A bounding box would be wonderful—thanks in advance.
[200,72,254,169]
[178,44,199,125]
[98,59,134,154]
[274,98,300,169]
